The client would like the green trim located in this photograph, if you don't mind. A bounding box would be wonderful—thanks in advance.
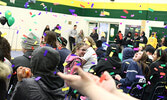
[2,0,167,21]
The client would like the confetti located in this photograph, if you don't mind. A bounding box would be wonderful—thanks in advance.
[136,75,145,79]
[44,50,48,56]
[128,45,133,48]
[11,65,15,68]
[126,86,131,89]
[161,64,166,67]
[150,75,153,79]
[31,14,36,18]
[148,8,154,12]
[143,84,146,87]
[158,96,164,98]
[0,12,2,14]
[7,74,11,79]
[139,11,142,13]
[91,3,94,8]
[76,63,81,66]
[33,36,36,39]
[62,87,69,91]
[99,73,106,83]
[105,58,107,61]
[29,29,32,31]
[74,90,77,93]
[31,46,34,50]
[38,12,41,15]
[89,69,94,73]
[92,45,97,48]
[109,52,114,57]
[148,81,151,85]
[155,17,157,20]
[85,41,90,46]
[34,41,38,44]
[16,30,19,34]
[136,84,142,89]
[120,16,126,18]
[80,4,85,8]
[63,62,68,67]
[35,76,41,81]
[164,26,167,29]
[160,76,163,78]
[109,72,114,75]
[123,9,128,14]
[131,14,134,17]
[24,2,29,8]
[53,2,59,5]
[133,48,139,51]
[154,67,158,71]
[160,72,165,76]
[91,62,95,64]
[30,12,32,15]
[1,33,7,37]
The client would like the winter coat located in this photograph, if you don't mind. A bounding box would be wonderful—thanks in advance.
[90,33,98,42]
[120,61,146,93]
[10,78,65,100]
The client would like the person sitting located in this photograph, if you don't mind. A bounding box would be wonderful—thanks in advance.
[143,49,167,99]
[115,51,149,93]
[10,47,65,100]
[57,37,71,72]
[82,37,97,72]
[0,62,12,100]
[91,44,121,77]
[145,45,155,61]
[9,32,40,96]
[121,47,135,78]
[95,40,106,61]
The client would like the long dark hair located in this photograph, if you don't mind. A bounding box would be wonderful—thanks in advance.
[44,31,57,48]
[156,49,167,62]
[0,31,11,60]
[137,51,149,78]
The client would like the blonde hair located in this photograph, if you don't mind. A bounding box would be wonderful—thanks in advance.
[72,42,85,54]
[84,36,96,50]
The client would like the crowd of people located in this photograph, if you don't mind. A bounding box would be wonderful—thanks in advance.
[0,25,167,100]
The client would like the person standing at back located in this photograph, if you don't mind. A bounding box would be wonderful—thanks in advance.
[69,25,77,51]
[139,31,148,44]
[90,29,98,42]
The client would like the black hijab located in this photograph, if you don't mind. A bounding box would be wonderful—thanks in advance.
[31,46,64,90]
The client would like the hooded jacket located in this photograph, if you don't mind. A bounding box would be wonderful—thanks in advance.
[11,47,65,100]
[122,47,135,61]
[92,44,121,77]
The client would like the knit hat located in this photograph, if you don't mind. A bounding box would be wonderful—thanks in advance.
[21,32,40,50]
[57,37,67,46]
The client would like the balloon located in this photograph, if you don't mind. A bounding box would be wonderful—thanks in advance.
[7,17,15,27]
[5,10,12,20]
[0,16,7,25]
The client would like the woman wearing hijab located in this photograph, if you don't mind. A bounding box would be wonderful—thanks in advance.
[91,44,121,77]
[11,47,65,100]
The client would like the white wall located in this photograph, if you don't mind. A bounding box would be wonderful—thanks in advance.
[0,6,165,50]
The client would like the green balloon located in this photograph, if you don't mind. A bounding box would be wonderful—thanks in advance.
[5,10,12,20]
[8,17,15,27]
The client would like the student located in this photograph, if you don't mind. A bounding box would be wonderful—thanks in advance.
[145,45,155,61]
[121,47,135,78]
[147,32,157,49]
[92,44,121,77]
[57,66,137,100]
[115,51,149,93]
[64,43,87,75]
[11,47,65,100]
[0,31,11,61]
[139,31,148,44]
[143,49,167,99]
[10,32,40,96]
[69,25,77,51]
[95,40,106,61]
[0,62,12,100]
[44,31,57,48]
[123,32,133,47]
[82,36,97,72]
[132,33,140,48]
[57,37,71,72]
